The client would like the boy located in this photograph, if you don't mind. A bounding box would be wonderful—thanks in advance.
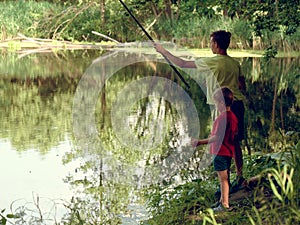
[192,87,238,211]
[154,30,245,185]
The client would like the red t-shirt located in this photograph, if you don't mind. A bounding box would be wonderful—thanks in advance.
[209,111,238,157]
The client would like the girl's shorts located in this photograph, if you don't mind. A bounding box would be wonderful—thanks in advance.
[213,155,232,171]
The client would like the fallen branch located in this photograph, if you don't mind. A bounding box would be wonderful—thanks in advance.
[92,31,120,44]
[18,33,48,45]
[0,36,23,43]
[0,33,117,56]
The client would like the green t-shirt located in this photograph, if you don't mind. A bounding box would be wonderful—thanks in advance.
[195,55,244,105]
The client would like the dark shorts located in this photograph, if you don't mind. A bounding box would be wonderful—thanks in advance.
[213,155,232,171]
[231,100,245,141]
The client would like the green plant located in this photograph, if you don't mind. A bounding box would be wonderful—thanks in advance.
[0,1,59,39]
[202,208,221,225]
[266,164,294,205]
[0,210,7,225]
[248,139,300,225]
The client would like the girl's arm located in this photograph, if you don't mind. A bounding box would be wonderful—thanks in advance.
[192,135,219,147]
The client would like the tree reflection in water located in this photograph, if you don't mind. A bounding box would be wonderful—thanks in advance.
[0,50,299,224]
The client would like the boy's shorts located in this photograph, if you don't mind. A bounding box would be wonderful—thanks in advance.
[213,155,232,171]
[231,100,245,141]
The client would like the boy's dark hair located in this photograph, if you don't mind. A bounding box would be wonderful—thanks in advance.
[213,87,234,107]
[210,30,231,50]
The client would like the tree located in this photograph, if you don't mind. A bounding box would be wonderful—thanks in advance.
[100,0,105,24]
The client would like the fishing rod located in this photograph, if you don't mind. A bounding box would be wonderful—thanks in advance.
[119,0,190,89]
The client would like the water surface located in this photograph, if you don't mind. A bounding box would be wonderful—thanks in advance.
[0,49,299,224]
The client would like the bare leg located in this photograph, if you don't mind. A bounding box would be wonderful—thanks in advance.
[234,140,243,177]
[231,100,245,178]
[217,170,230,208]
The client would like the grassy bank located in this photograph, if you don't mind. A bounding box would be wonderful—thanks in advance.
[0,1,299,52]
[144,139,300,225]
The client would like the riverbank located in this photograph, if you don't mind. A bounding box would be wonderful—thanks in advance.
[2,35,300,58]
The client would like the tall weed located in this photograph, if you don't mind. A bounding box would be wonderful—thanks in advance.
[248,138,300,225]
[0,1,60,39]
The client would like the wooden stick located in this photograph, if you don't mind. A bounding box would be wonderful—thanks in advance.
[92,31,120,44]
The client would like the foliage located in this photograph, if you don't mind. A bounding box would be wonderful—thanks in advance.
[0,1,61,39]
[37,2,102,41]
[0,0,299,52]
[202,209,221,225]
[247,141,300,225]
[144,137,300,225]
[143,175,217,225]
[213,0,300,36]
[263,46,278,60]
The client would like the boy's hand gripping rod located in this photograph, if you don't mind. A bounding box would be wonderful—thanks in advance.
[119,0,190,89]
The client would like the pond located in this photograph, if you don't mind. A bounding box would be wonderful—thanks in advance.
[0,48,299,224]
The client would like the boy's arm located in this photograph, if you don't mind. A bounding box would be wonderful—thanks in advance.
[154,43,197,68]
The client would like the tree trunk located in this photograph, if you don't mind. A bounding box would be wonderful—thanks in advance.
[175,0,180,21]
[270,75,278,134]
[100,0,105,24]
[150,1,159,17]
[164,0,173,21]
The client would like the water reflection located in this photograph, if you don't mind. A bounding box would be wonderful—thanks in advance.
[0,49,299,224]
[0,50,99,224]
[0,138,78,223]
[73,51,206,183]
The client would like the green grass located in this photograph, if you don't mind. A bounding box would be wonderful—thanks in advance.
[0,1,61,40]
[144,138,300,225]
[0,1,299,53]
